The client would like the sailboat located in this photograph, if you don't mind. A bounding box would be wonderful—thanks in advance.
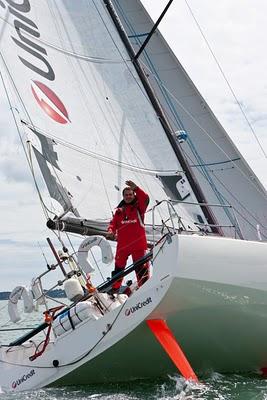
[0,0,267,392]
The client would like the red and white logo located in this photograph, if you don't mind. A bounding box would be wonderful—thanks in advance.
[31,80,70,124]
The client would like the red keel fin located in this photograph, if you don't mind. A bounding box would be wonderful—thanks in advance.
[146,319,198,382]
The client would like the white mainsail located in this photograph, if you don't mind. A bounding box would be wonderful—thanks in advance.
[114,0,267,240]
[0,0,209,232]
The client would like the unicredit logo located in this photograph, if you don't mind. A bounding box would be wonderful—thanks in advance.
[12,369,35,389]
[31,80,70,124]
[125,297,152,316]
[0,0,70,124]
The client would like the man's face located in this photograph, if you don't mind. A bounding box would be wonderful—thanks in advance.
[123,188,135,204]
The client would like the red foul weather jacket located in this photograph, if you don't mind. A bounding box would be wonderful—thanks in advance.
[108,187,149,253]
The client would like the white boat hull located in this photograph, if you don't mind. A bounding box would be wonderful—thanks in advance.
[1,234,267,391]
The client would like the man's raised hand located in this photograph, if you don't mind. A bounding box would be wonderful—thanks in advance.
[125,180,137,190]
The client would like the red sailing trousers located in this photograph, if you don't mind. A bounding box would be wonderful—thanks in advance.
[112,248,149,290]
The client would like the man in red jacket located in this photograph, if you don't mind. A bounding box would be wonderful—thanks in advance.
[107,180,150,292]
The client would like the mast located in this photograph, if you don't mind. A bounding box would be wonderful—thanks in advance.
[103,0,222,234]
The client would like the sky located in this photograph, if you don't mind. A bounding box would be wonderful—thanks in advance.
[0,0,267,291]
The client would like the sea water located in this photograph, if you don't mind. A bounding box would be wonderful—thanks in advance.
[1,300,267,399]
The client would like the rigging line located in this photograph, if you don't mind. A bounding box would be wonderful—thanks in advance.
[37,241,50,266]
[190,157,241,168]
[208,166,267,235]
[23,121,182,176]
[0,55,52,218]
[113,0,186,132]
[2,31,74,218]
[184,0,267,159]
[27,142,52,220]
[65,232,79,263]
[0,327,38,332]
[185,137,235,224]
[31,147,77,217]
[102,94,145,170]
[0,14,127,64]
[29,137,76,216]
[45,238,166,369]
[89,247,105,282]
[182,137,267,232]
[101,89,171,192]
[140,61,267,202]
[182,146,267,235]
[0,51,33,124]
[134,0,175,60]
[181,145,257,229]
[98,161,113,214]
[0,288,129,369]
[180,155,253,235]
[0,52,72,217]
[101,92,169,201]
[227,199,267,239]
[54,225,66,250]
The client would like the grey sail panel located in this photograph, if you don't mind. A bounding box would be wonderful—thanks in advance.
[28,126,74,213]
[114,0,267,240]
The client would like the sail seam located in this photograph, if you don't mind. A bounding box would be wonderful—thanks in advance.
[23,121,183,177]
[0,13,129,64]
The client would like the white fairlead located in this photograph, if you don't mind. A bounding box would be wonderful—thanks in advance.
[8,286,34,323]
[77,235,113,274]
